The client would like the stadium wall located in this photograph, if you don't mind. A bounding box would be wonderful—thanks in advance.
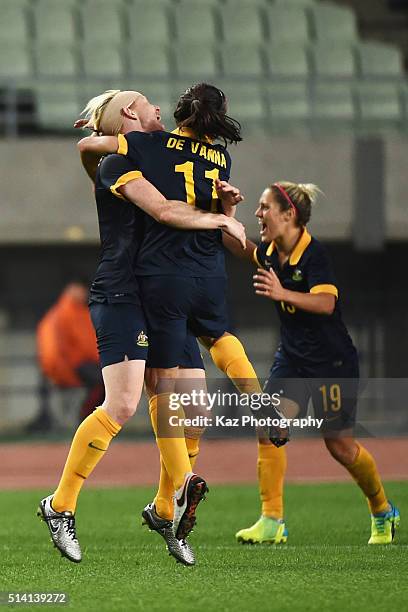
[1,135,407,242]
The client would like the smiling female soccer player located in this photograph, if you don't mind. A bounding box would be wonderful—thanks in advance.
[231,181,400,546]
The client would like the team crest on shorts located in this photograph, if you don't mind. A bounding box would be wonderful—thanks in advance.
[136,331,149,347]
[292,268,303,282]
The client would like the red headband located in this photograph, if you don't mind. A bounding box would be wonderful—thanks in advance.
[273,183,297,216]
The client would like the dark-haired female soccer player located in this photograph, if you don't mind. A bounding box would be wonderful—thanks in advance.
[45,84,261,565]
[37,88,247,567]
[231,181,400,546]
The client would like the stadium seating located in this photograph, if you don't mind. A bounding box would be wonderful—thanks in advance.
[311,82,354,123]
[81,43,125,79]
[35,83,81,131]
[173,3,218,44]
[266,6,310,44]
[127,44,171,78]
[0,44,32,81]
[79,3,124,43]
[273,0,315,5]
[220,44,264,77]
[174,43,218,78]
[358,42,404,79]
[125,3,170,43]
[265,83,310,126]
[310,44,356,79]
[35,44,78,79]
[219,82,266,123]
[356,82,402,124]
[33,3,77,44]
[266,44,309,79]
[310,2,358,42]
[220,4,264,43]
[0,0,406,134]
[0,3,29,44]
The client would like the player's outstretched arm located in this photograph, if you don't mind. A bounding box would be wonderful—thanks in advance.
[77,135,119,182]
[223,233,257,263]
[120,179,247,249]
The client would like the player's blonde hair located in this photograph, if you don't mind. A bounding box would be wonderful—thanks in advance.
[270,181,323,226]
[82,89,143,135]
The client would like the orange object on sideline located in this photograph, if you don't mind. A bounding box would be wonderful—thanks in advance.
[37,284,98,387]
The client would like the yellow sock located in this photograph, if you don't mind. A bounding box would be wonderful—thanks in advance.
[52,407,121,513]
[186,437,200,470]
[149,394,192,490]
[345,443,389,514]
[258,442,287,519]
[154,457,174,520]
[210,335,262,394]
[154,437,201,520]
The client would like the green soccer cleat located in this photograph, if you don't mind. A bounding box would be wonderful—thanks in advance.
[368,502,400,545]
[236,516,288,545]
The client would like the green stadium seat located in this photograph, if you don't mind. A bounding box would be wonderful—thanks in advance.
[173,4,217,44]
[356,82,402,122]
[128,0,172,5]
[35,43,78,78]
[310,44,355,79]
[174,43,218,78]
[311,82,354,122]
[218,82,266,124]
[221,44,264,77]
[0,44,32,81]
[358,42,403,79]
[127,44,170,78]
[125,4,170,43]
[0,4,28,44]
[35,83,81,131]
[80,3,124,43]
[311,2,358,42]
[273,0,315,5]
[81,43,125,79]
[266,6,309,44]
[266,44,309,79]
[265,83,310,123]
[220,5,264,43]
[223,0,266,5]
[33,3,76,44]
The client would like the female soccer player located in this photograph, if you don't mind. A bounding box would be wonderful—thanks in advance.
[232,181,400,546]
[75,84,263,557]
[37,89,246,566]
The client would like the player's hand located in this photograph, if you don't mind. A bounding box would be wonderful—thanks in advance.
[253,268,286,301]
[215,178,244,206]
[74,118,93,130]
[222,217,246,249]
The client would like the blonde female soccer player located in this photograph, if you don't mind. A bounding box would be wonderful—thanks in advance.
[37,89,246,567]
[230,181,400,545]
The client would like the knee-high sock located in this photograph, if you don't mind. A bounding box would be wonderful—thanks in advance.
[154,437,201,520]
[258,442,287,519]
[186,436,200,470]
[52,407,121,513]
[210,335,262,394]
[344,442,388,514]
[149,394,191,491]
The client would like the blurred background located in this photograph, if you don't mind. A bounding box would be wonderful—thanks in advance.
[1,0,408,442]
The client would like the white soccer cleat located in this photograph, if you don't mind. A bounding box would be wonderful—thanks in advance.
[173,472,208,541]
[37,495,82,563]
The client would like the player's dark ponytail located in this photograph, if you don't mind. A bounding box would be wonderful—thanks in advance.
[174,83,242,146]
